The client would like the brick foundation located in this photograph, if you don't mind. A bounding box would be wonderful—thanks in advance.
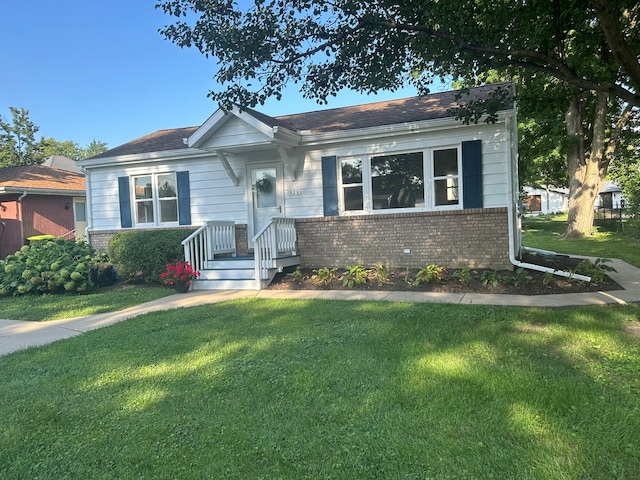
[295,208,511,270]
[89,208,511,270]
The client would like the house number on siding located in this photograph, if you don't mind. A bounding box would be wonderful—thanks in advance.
[287,190,302,197]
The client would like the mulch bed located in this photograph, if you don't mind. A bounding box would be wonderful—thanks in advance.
[267,253,623,295]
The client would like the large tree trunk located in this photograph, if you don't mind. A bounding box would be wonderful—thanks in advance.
[563,92,609,238]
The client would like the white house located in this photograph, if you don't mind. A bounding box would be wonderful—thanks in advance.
[522,185,569,216]
[79,83,529,289]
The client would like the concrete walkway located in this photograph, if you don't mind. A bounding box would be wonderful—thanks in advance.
[1,258,638,357]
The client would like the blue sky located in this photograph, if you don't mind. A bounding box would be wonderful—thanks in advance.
[1,1,446,150]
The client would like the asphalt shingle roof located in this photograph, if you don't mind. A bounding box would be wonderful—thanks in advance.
[91,83,513,160]
[0,165,85,192]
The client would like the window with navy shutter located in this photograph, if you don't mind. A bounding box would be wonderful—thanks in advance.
[321,156,339,216]
[119,171,191,227]
[118,176,132,228]
[462,140,483,209]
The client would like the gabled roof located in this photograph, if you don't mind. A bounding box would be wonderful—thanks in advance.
[0,164,85,194]
[90,127,199,159]
[90,83,514,159]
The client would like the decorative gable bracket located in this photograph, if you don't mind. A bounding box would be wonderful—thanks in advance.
[216,151,240,186]
[277,145,304,180]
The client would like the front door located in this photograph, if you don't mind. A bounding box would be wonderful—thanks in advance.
[249,163,283,243]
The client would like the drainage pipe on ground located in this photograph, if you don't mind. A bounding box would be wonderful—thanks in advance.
[504,114,591,283]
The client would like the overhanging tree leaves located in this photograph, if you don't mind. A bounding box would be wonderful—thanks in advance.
[157,0,640,237]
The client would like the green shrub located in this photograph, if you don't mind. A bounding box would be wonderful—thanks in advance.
[481,270,504,288]
[575,258,617,283]
[452,267,477,284]
[311,267,337,286]
[413,264,445,285]
[510,267,533,286]
[108,229,193,283]
[542,271,556,286]
[0,239,97,296]
[90,254,118,287]
[287,266,305,283]
[373,263,391,285]
[340,265,370,288]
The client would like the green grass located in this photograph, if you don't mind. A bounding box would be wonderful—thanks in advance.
[0,284,173,321]
[1,298,639,479]
[522,214,640,267]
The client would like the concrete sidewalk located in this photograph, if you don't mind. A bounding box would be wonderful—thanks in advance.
[1,258,638,357]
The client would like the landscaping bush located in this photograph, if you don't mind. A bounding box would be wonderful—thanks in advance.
[108,229,193,283]
[89,254,118,287]
[0,239,98,296]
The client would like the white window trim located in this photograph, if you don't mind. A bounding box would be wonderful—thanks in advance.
[429,144,463,211]
[131,172,179,227]
[338,145,464,215]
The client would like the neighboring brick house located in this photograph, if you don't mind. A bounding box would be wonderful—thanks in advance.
[80,83,524,290]
[0,164,86,259]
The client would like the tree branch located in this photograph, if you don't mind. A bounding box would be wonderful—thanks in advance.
[591,0,640,90]
[364,17,640,107]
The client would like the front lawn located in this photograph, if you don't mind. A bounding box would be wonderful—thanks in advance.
[1,298,638,479]
[522,215,640,267]
[0,284,173,322]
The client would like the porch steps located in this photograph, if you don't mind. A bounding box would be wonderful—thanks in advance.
[191,256,300,291]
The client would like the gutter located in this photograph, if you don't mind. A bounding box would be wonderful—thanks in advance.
[82,165,92,240]
[504,114,591,282]
[1,187,85,197]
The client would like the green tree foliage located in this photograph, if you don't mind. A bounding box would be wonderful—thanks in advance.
[609,117,640,216]
[0,107,48,167]
[42,138,84,160]
[0,107,109,166]
[43,138,109,161]
[157,0,639,237]
[83,139,109,159]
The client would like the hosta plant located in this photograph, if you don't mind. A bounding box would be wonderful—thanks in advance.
[311,267,337,286]
[413,264,445,285]
[340,265,370,288]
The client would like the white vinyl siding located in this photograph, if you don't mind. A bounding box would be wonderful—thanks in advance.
[84,116,513,232]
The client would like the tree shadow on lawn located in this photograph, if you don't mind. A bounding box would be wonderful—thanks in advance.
[1,299,639,479]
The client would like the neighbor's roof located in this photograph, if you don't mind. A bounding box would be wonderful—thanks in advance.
[42,155,83,173]
[0,164,86,194]
[600,180,623,194]
[90,83,514,160]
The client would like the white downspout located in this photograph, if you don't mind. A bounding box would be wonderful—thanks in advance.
[80,166,93,242]
[505,112,591,282]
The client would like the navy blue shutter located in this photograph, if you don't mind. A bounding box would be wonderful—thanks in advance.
[118,176,132,228]
[462,140,483,209]
[177,171,191,225]
[321,156,339,216]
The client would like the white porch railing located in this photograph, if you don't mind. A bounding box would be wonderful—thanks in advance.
[253,217,297,288]
[182,221,237,273]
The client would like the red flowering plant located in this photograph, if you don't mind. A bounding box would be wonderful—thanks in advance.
[159,260,200,287]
